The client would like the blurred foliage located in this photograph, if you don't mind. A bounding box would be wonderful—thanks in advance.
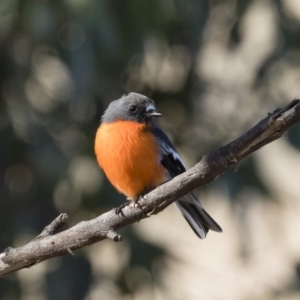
[1,0,300,299]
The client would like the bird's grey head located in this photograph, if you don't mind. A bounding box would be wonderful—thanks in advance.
[101,93,162,123]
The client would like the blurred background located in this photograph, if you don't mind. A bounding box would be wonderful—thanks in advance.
[1,0,300,299]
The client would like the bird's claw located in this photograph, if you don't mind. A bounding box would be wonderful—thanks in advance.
[115,195,149,220]
[130,194,147,210]
[115,202,128,217]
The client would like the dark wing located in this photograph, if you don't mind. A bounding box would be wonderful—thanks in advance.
[152,126,186,177]
[152,125,222,239]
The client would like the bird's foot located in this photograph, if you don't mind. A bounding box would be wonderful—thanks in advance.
[115,202,129,217]
[129,195,149,221]
[129,195,147,210]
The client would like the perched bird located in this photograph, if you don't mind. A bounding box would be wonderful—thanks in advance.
[94,93,222,239]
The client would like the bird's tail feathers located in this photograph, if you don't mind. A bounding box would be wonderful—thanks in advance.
[175,194,222,239]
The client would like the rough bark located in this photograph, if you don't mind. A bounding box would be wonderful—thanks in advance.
[1,99,299,276]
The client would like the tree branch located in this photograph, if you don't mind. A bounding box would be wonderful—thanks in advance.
[1,99,300,276]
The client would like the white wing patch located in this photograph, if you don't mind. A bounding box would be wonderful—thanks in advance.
[160,141,186,169]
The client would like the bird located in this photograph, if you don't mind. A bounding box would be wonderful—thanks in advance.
[94,92,222,239]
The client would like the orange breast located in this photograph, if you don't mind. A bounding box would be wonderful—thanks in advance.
[94,120,165,199]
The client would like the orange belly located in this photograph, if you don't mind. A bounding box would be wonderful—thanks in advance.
[95,120,165,199]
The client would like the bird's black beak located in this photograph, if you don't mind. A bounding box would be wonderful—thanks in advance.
[148,110,162,117]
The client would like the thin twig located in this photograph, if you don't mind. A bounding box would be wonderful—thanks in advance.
[33,213,68,240]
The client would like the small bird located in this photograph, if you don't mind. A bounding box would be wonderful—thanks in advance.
[94,93,222,239]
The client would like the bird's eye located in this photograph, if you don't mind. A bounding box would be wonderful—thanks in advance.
[129,105,137,113]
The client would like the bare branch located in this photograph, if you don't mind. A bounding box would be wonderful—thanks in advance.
[1,99,299,276]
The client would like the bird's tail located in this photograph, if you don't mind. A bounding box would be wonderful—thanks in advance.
[175,193,222,239]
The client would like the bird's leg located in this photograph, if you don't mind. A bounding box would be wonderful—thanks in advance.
[115,196,150,221]
[128,195,150,221]
[129,194,147,209]
[115,194,148,216]
[115,202,129,217]
[129,196,141,210]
